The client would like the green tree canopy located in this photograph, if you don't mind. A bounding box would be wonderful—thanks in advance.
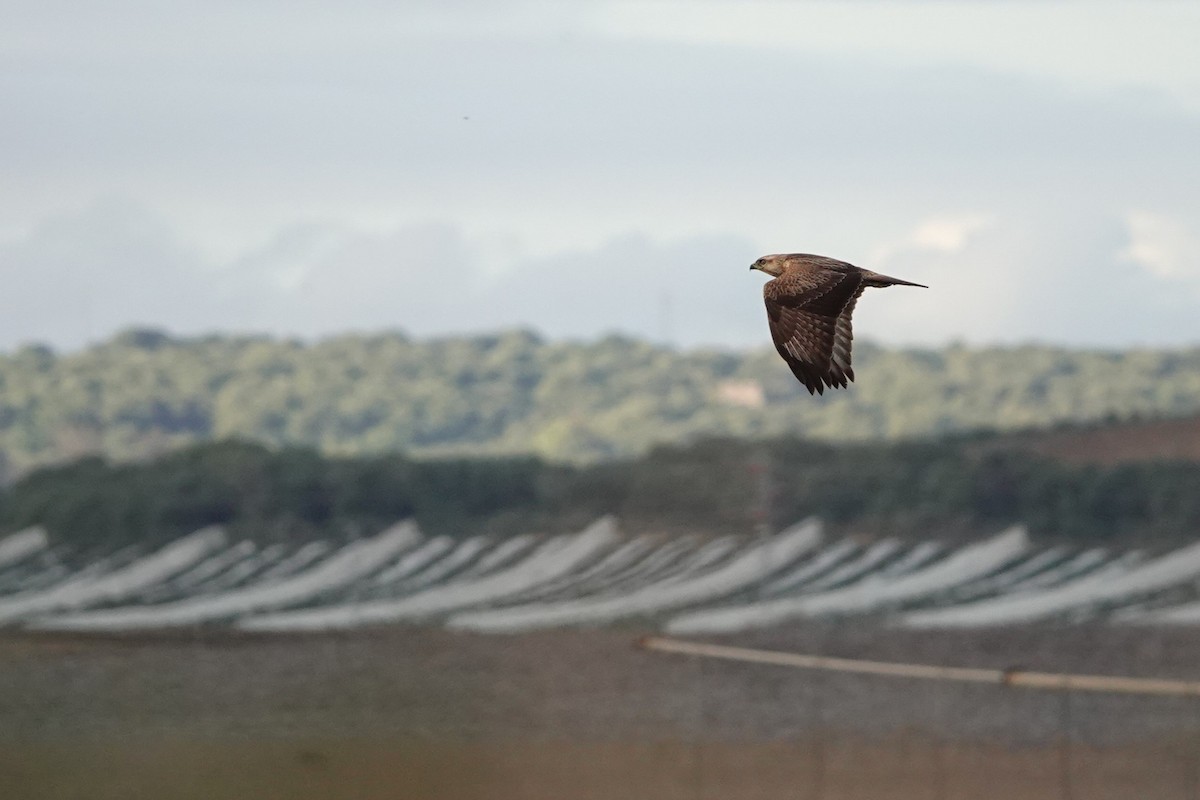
[2,328,1200,474]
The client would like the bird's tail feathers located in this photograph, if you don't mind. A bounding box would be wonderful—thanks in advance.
[862,270,928,288]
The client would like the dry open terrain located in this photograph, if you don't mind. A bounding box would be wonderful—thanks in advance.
[980,413,1200,466]
[4,622,1200,798]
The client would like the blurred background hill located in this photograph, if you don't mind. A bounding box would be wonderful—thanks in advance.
[5,7,1200,796]
[3,327,1200,478]
[4,327,1200,551]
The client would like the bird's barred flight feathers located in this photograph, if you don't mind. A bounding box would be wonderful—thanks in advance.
[750,253,927,395]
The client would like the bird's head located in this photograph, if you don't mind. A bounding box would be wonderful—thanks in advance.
[749,254,787,277]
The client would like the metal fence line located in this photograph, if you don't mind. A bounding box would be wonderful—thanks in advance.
[639,636,1200,697]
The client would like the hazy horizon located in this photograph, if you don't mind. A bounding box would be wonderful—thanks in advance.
[8,322,1200,360]
[4,1,1200,352]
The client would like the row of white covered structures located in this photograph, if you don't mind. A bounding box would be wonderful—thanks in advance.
[2,519,1200,633]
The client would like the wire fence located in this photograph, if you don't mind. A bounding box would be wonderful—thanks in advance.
[643,635,1200,800]
[8,624,1200,799]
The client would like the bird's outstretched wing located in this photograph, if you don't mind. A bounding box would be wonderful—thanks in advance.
[764,270,865,395]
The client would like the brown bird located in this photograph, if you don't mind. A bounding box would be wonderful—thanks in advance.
[750,253,927,395]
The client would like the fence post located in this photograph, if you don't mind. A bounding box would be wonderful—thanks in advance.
[691,653,705,800]
[930,680,948,800]
[1058,688,1074,800]
[1190,695,1199,800]
[811,667,826,800]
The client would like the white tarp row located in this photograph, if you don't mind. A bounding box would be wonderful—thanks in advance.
[137,541,259,603]
[666,526,1030,635]
[0,527,228,624]
[802,540,902,593]
[459,535,537,579]
[373,537,451,586]
[762,540,858,595]
[11,517,1196,633]
[508,537,656,602]
[238,517,621,632]
[585,538,716,599]
[447,520,824,634]
[676,537,740,574]
[876,541,944,579]
[1123,598,1200,625]
[519,536,740,604]
[0,552,116,599]
[32,522,420,631]
[589,538,699,593]
[172,541,258,591]
[0,528,49,569]
[394,536,491,591]
[257,542,332,581]
[199,544,287,592]
[903,541,1200,628]
[1006,548,1116,592]
[0,562,68,594]
[947,546,1071,600]
[651,537,742,589]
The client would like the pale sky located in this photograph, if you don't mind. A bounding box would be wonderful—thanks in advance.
[3,1,1200,351]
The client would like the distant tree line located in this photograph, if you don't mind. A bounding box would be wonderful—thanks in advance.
[2,328,1200,475]
[2,437,1198,552]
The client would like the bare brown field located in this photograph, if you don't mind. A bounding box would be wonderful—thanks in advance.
[979,413,1200,466]
[4,737,1199,800]
[4,623,1200,798]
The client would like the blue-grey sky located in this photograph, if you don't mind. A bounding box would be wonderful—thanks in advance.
[3,1,1200,351]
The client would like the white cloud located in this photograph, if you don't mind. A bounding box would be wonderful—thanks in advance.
[0,203,760,350]
[1121,211,1200,284]
[3,2,1199,264]
[1,3,1200,350]
[907,215,994,254]
[869,213,994,267]
[594,1,1200,113]
[853,208,1200,347]
[5,201,1200,353]
[0,200,210,348]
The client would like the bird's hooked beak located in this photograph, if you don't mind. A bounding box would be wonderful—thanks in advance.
[749,261,760,272]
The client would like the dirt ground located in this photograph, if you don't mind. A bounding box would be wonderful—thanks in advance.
[977,412,1200,466]
[4,622,1200,799]
[7,737,1199,800]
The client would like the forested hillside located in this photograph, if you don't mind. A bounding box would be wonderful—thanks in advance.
[4,438,1200,550]
[2,328,1200,476]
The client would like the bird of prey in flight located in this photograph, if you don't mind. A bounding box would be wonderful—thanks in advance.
[750,253,927,395]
